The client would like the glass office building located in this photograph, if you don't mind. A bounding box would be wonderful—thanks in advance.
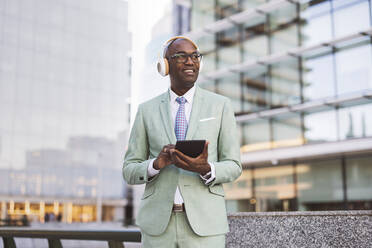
[184,0,372,212]
[0,0,131,223]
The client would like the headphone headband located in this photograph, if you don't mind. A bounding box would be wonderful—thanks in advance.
[162,36,199,58]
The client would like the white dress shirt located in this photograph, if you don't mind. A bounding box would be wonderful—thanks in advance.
[147,85,216,204]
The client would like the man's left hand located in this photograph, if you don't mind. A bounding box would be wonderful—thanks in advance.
[170,141,211,175]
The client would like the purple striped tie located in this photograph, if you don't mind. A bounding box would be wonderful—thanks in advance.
[175,96,188,141]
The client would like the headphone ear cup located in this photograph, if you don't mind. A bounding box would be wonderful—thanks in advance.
[164,58,169,76]
[157,58,169,77]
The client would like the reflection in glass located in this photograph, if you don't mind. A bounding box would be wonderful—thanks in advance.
[217,74,241,112]
[243,35,268,61]
[333,0,370,38]
[224,169,253,212]
[335,44,372,95]
[217,0,239,19]
[297,159,343,210]
[243,69,270,113]
[346,156,372,204]
[272,113,303,148]
[191,0,215,30]
[255,165,295,212]
[196,35,216,74]
[300,0,332,46]
[271,58,301,107]
[338,103,372,140]
[217,26,240,69]
[240,119,270,152]
[241,0,266,10]
[302,53,335,100]
[304,110,338,144]
[0,0,130,223]
[270,2,297,31]
[217,42,241,69]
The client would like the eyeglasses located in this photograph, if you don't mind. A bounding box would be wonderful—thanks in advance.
[169,52,203,63]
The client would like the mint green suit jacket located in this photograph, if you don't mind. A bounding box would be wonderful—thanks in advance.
[123,86,242,236]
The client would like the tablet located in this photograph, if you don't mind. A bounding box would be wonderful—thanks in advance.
[175,140,206,158]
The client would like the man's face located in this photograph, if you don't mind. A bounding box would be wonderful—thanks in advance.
[166,39,200,88]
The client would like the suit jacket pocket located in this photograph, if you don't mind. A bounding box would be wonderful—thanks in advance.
[208,185,225,197]
[141,185,155,199]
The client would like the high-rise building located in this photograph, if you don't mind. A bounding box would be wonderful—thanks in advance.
[181,0,372,212]
[0,0,131,223]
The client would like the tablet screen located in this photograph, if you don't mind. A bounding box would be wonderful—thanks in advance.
[175,140,206,158]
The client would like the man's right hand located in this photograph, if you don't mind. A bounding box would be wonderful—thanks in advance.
[154,144,175,170]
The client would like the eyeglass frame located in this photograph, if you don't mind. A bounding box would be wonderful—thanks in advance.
[168,51,203,64]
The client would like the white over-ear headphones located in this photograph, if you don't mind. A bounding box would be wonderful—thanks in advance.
[157,36,203,77]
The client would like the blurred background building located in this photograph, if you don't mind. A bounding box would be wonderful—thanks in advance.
[1,0,371,227]
[0,0,131,223]
[180,0,372,212]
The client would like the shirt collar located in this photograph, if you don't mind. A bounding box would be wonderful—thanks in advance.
[169,84,196,105]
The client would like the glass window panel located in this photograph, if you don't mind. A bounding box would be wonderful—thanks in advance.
[270,2,297,31]
[217,0,238,19]
[217,43,240,68]
[191,0,215,30]
[17,49,34,77]
[302,53,335,101]
[271,24,299,54]
[272,113,303,148]
[217,74,241,112]
[300,0,332,46]
[3,15,18,47]
[333,0,370,38]
[255,165,295,211]
[224,169,253,212]
[297,159,343,210]
[0,169,10,194]
[338,103,372,140]
[335,44,372,95]
[18,20,34,51]
[224,169,252,200]
[243,70,270,112]
[346,156,372,202]
[243,35,268,60]
[0,72,17,104]
[1,44,18,76]
[304,110,338,143]
[217,26,240,69]
[0,131,13,169]
[271,58,301,107]
[241,119,271,152]
[196,35,217,74]
[0,104,14,133]
[241,0,266,10]
[201,51,216,74]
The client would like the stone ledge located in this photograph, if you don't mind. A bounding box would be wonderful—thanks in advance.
[227,211,372,248]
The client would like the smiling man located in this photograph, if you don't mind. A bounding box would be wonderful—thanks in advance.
[123,37,242,248]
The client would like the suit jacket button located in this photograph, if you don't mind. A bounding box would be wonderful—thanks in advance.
[139,176,144,180]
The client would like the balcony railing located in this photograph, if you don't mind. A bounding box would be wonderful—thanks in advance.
[0,228,141,248]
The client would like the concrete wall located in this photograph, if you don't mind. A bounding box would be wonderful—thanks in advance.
[227,211,372,248]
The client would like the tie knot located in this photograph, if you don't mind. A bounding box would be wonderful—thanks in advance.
[176,96,186,105]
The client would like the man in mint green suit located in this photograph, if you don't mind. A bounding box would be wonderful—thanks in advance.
[123,37,241,247]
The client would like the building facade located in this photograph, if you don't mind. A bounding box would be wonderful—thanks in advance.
[0,0,131,223]
[183,0,372,212]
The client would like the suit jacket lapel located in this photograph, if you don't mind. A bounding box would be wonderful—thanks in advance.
[186,86,204,140]
[159,90,177,144]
